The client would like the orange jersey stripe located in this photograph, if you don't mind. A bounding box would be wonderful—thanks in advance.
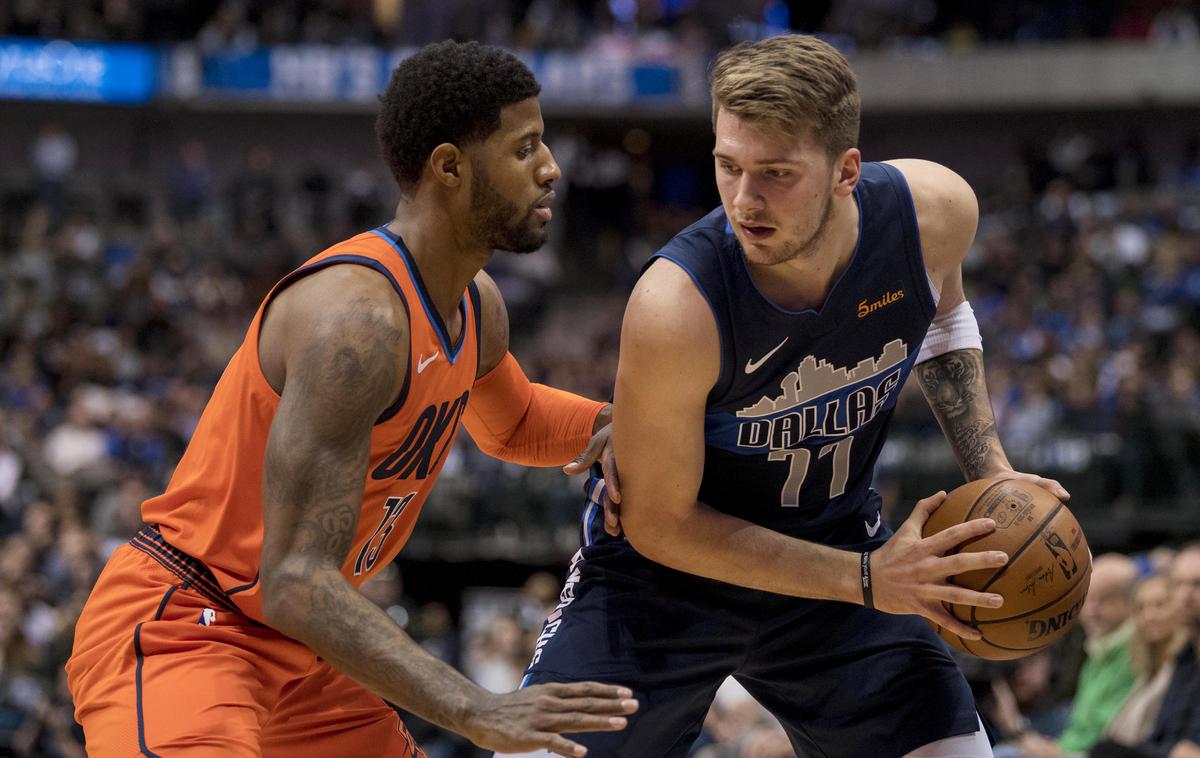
[141,227,479,623]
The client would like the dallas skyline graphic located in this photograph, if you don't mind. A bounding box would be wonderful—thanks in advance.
[736,339,909,418]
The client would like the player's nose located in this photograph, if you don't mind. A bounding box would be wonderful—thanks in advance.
[732,174,764,213]
[539,145,561,186]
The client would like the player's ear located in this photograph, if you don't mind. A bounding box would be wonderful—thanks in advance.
[833,148,861,197]
[429,143,463,188]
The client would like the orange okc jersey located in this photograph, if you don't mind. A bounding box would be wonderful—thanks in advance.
[141,227,478,623]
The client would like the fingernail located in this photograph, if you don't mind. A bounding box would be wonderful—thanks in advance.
[994,552,1008,564]
[617,687,633,697]
[622,699,639,711]
[610,717,627,728]
[985,519,997,529]
[575,746,587,757]
[990,595,1004,607]
[966,631,982,640]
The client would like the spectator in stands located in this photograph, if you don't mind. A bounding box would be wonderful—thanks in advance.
[1132,544,1200,758]
[465,615,527,694]
[1092,573,1188,755]
[228,144,280,240]
[1014,553,1138,757]
[167,139,213,222]
[30,122,76,222]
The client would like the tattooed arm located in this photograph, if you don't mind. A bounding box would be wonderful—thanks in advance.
[891,159,1069,499]
[257,265,635,756]
[916,348,1010,480]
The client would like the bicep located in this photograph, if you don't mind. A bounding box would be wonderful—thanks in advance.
[613,262,719,533]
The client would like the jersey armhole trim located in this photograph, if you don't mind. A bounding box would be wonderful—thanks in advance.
[258,254,413,426]
[881,164,939,321]
[467,281,483,380]
[647,253,731,406]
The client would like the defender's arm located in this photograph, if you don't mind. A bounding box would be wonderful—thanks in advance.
[614,260,1005,636]
[259,266,633,754]
[462,270,608,466]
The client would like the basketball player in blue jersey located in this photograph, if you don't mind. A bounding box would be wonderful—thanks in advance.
[508,35,1073,757]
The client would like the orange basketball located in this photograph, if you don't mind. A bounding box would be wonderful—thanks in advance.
[921,476,1092,660]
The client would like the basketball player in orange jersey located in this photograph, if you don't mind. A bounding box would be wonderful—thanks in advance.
[65,41,636,757]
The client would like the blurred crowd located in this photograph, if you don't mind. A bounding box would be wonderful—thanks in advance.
[1,101,1200,755]
[3,0,1200,52]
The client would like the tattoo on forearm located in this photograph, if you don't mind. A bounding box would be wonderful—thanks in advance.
[951,420,995,477]
[917,351,978,420]
[916,349,1005,479]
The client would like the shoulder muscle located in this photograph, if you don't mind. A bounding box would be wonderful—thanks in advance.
[887,159,978,276]
[272,265,410,436]
[472,269,509,378]
[620,258,720,395]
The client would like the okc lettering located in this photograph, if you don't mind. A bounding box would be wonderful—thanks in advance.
[857,289,904,318]
[371,390,469,480]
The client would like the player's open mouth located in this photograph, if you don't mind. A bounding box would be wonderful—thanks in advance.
[739,223,775,240]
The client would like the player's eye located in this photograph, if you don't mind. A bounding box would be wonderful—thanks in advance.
[518,145,534,159]
[766,169,790,179]
[719,162,741,175]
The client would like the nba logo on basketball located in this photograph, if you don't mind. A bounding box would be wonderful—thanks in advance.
[199,609,217,626]
[1041,531,1079,580]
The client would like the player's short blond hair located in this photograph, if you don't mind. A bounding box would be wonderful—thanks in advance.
[710,35,860,159]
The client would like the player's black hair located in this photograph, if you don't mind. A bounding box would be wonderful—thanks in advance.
[376,40,541,194]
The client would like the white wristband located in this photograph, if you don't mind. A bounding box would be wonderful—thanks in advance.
[916,300,982,364]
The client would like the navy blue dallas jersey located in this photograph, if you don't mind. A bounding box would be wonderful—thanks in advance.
[598,161,937,545]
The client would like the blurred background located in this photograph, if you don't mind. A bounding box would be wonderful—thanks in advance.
[2,1,1200,756]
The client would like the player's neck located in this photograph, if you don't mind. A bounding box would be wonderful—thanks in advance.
[746,192,860,312]
[387,203,492,322]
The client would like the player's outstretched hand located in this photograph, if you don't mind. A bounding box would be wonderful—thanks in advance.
[868,490,1009,640]
[464,682,638,757]
[562,421,623,536]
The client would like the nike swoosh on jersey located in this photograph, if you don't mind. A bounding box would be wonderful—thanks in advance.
[744,338,789,374]
[865,512,882,537]
[417,351,439,373]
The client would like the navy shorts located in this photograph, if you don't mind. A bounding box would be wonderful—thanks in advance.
[522,478,980,758]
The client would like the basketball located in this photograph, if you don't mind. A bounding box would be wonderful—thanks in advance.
[922,477,1092,660]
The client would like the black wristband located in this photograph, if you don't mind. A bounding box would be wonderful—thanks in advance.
[860,550,874,610]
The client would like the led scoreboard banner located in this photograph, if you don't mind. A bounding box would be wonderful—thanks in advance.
[0,38,697,107]
[0,38,158,104]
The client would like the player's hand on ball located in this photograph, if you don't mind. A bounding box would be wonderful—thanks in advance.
[464,681,638,756]
[987,468,1070,502]
[868,490,1008,640]
[563,419,623,536]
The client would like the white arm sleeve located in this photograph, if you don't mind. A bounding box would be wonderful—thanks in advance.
[916,300,983,364]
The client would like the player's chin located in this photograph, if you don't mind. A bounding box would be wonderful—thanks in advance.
[498,225,547,254]
[741,241,784,265]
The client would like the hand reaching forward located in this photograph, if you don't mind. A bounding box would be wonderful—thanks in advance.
[868,491,1008,639]
[562,420,623,537]
[463,682,638,757]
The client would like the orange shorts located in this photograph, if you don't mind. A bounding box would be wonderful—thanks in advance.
[66,538,426,757]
